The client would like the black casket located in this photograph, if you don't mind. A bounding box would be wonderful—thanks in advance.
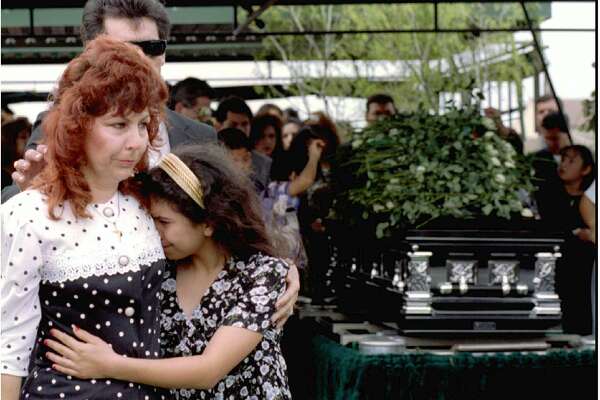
[333,219,564,335]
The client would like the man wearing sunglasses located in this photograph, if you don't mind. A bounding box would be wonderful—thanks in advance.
[3,0,216,201]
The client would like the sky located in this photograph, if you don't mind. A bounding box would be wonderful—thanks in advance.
[2,1,597,123]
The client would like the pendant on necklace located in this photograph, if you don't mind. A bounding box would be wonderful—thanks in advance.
[112,223,123,240]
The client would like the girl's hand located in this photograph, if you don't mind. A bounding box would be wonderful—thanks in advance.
[308,139,326,160]
[44,325,120,379]
[272,260,300,329]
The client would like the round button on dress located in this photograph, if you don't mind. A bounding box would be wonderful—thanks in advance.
[102,208,115,218]
[118,256,129,266]
[124,307,135,317]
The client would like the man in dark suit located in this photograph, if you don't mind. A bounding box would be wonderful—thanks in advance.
[532,111,571,230]
[3,0,216,202]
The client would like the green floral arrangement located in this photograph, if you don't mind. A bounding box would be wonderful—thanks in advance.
[332,105,536,238]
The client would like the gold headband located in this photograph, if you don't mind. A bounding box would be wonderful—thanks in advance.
[157,153,204,208]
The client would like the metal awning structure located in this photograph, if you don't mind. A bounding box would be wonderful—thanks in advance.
[1,1,593,65]
[1,0,595,137]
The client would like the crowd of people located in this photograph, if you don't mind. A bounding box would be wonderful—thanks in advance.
[0,0,596,398]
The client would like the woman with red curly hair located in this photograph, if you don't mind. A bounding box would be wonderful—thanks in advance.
[1,36,171,399]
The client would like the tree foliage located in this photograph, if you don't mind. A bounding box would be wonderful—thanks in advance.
[255,3,545,117]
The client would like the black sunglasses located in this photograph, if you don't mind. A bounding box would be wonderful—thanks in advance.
[129,40,167,57]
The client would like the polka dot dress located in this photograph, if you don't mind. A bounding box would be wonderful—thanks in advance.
[1,190,171,399]
[160,254,291,399]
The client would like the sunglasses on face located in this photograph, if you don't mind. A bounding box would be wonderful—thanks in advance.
[129,40,167,57]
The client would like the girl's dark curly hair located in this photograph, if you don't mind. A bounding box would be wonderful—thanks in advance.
[139,143,276,259]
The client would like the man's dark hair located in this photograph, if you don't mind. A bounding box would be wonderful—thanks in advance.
[169,77,215,110]
[542,111,570,133]
[214,96,253,123]
[283,107,299,121]
[218,128,251,151]
[366,93,396,111]
[81,0,171,43]
[535,94,563,109]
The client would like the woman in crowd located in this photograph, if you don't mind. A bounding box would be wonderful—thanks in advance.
[1,117,32,189]
[266,127,325,269]
[299,113,341,303]
[281,118,302,151]
[256,103,284,120]
[554,144,596,335]
[1,36,171,399]
[45,144,292,399]
[249,114,284,159]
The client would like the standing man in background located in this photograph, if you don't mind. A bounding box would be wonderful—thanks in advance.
[214,96,272,192]
[169,77,216,125]
[365,93,396,125]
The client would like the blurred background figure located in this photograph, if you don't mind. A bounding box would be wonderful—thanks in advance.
[1,117,32,189]
[169,77,216,125]
[256,103,284,120]
[283,107,300,123]
[1,105,15,125]
[267,126,325,271]
[214,96,271,192]
[532,111,572,225]
[483,107,524,154]
[250,114,284,159]
[282,118,303,151]
[214,95,253,135]
[365,93,396,125]
[218,127,253,176]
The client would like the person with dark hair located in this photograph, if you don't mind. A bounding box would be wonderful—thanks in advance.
[1,117,32,189]
[282,118,302,151]
[169,77,216,124]
[552,145,596,335]
[366,93,396,125]
[532,111,572,226]
[214,96,272,192]
[2,0,217,203]
[541,111,571,158]
[1,35,171,400]
[256,103,284,120]
[266,127,325,269]
[250,114,283,158]
[535,94,563,135]
[1,104,15,124]
[214,95,253,135]
[44,144,292,400]
[218,127,253,175]
[283,107,299,123]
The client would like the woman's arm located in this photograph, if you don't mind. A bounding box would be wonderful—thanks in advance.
[1,374,22,400]
[46,325,261,390]
[288,139,325,197]
[1,197,44,379]
[576,194,596,244]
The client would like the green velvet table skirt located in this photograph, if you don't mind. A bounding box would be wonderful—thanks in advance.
[309,335,596,400]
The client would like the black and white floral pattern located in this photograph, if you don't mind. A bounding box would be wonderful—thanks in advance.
[160,254,291,400]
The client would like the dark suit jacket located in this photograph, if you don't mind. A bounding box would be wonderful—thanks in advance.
[1,109,216,202]
[250,150,272,193]
[531,148,571,231]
